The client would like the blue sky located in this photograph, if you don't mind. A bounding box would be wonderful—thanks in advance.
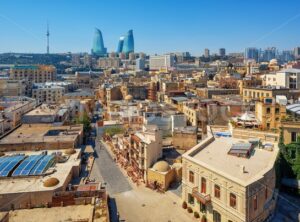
[0,0,300,55]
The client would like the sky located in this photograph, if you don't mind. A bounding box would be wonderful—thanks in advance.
[0,0,300,55]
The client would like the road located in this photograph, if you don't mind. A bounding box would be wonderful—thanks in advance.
[90,139,132,195]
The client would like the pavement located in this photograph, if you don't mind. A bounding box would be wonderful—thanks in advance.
[272,192,300,222]
[90,111,194,222]
[90,139,132,195]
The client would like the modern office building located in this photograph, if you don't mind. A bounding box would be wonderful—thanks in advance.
[219,48,226,57]
[91,28,107,56]
[149,54,174,70]
[245,47,259,62]
[261,47,276,62]
[280,50,294,62]
[122,29,134,54]
[204,48,210,58]
[116,36,125,53]
[294,47,300,59]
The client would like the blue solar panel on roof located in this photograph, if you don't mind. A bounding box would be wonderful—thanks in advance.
[12,155,44,176]
[0,155,25,177]
[30,155,55,175]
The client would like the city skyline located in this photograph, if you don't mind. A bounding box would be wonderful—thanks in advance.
[0,0,300,55]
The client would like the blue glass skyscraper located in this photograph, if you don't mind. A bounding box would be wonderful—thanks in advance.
[122,30,134,54]
[116,36,124,53]
[245,47,259,62]
[91,28,107,56]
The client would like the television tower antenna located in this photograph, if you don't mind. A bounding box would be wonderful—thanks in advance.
[46,22,50,54]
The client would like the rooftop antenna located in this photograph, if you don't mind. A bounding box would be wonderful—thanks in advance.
[46,22,50,54]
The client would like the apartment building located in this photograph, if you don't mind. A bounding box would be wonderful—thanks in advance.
[0,79,26,97]
[0,97,36,135]
[242,86,290,103]
[113,125,163,182]
[9,65,56,95]
[32,84,65,104]
[182,128,278,222]
[263,69,300,89]
[255,97,286,131]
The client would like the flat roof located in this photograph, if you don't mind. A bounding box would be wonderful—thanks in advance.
[0,149,81,194]
[25,104,60,116]
[183,131,278,186]
[0,124,83,145]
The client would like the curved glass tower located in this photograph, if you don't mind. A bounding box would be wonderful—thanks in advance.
[122,30,134,54]
[116,36,124,53]
[91,28,107,56]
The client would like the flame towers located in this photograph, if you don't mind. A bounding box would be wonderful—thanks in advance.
[91,28,107,56]
[116,30,134,54]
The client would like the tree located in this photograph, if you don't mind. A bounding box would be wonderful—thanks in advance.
[104,126,124,137]
[75,112,91,133]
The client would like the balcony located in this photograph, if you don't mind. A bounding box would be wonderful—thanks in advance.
[192,187,211,204]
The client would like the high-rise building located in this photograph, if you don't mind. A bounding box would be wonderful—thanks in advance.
[116,36,124,53]
[262,47,276,62]
[122,30,134,54]
[219,48,226,57]
[281,50,294,62]
[245,47,259,62]
[294,47,300,59]
[204,48,210,58]
[91,28,107,56]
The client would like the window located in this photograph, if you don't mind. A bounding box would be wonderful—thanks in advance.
[253,195,257,210]
[266,107,271,114]
[265,186,268,200]
[230,193,236,208]
[201,177,206,194]
[275,108,280,114]
[213,210,221,222]
[214,185,221,199]
[200,202,206,213]
[291,132,297,142]
[188,193,194,205]
[189,171,194,183]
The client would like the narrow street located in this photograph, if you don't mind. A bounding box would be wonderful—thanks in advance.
[90,139,132,195]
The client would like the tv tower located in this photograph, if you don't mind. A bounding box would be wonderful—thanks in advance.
[46,22,50,54]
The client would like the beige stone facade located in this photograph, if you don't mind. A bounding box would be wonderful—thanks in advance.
[255,98,286,131]
[182,128,278,222]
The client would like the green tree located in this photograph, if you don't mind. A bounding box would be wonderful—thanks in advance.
[75,112,91,133]
[104,126,124,137]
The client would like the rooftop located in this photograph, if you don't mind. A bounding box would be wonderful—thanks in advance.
[0,149,81,194]
[0,124,83,145]
[183,129,279,186]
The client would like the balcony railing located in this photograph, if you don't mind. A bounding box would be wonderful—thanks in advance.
[192,187,211,204]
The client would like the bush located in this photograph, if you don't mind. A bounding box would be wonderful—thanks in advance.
[182,201,187,209]
[187,207,193,213]
[194,212,200,218]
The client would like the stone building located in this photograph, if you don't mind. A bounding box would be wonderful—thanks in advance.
[182,128,278,222]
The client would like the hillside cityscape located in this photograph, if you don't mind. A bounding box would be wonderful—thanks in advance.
[0,1,300,222]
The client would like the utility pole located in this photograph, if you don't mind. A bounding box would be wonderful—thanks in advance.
[46,22,50,54]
